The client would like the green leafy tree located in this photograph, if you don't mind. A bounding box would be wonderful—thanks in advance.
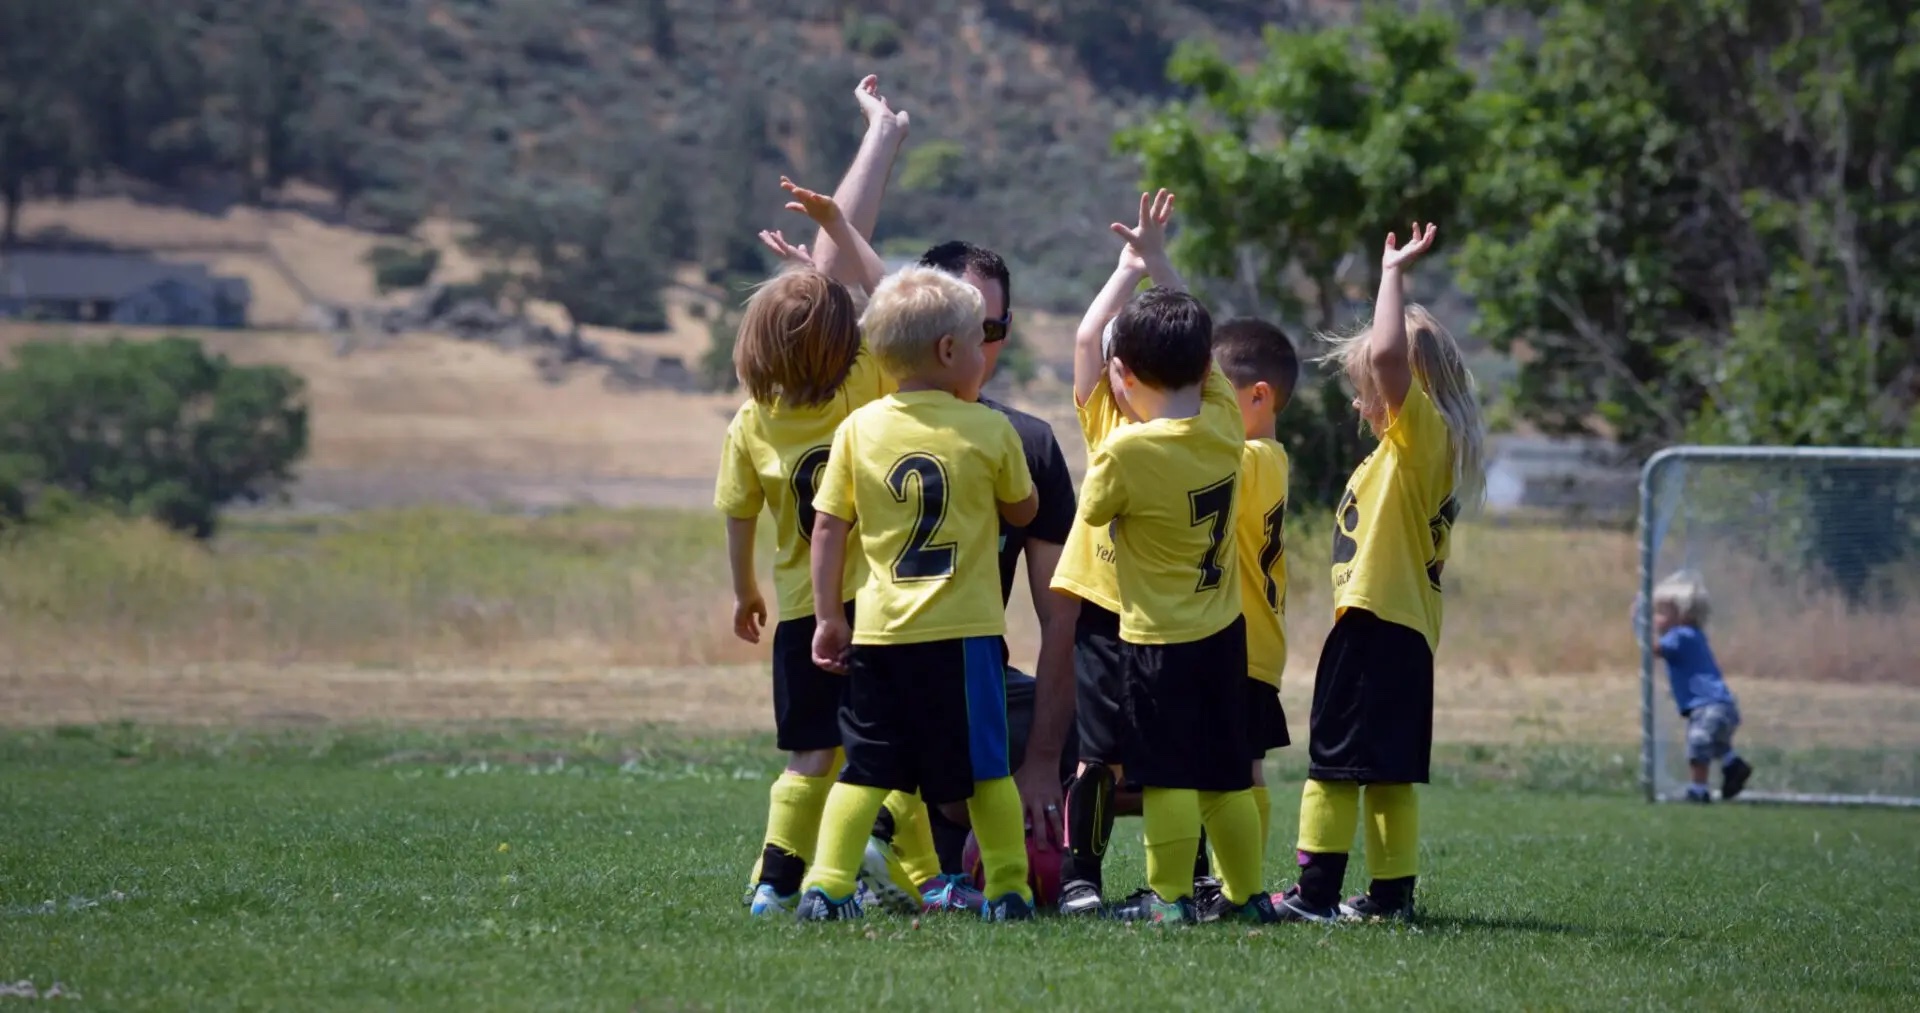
[466,173,671,333]
[1117,7,1483,505]
[0,337,308,536]
[1461,0,1920,451]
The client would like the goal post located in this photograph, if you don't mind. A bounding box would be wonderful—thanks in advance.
[1638,445,1920,807]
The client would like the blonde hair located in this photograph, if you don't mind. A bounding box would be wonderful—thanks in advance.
[732,268,861,408]
[1653,571,1712,626]
[1322,303,1488,505]
[859,265,984,381]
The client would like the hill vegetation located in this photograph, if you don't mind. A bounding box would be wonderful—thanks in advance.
[0,0,1360,320]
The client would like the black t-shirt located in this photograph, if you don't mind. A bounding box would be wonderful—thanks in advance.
[980,396,1077,606]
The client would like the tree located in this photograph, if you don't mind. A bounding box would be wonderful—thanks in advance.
[1460,0,1920,451]
[0,3,94,244]
[466,172,671,333]
[0,337,308,536]
[1116,7,1483,505]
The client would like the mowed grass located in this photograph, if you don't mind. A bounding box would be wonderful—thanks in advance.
[3,728,1916,1011]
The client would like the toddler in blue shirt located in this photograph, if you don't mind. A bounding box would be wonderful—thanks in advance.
[1650,573,1753,802]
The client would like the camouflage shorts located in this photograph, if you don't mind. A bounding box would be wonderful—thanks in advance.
[1685,702,1739,764]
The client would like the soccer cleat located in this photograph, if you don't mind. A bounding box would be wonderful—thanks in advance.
[1221,891,1286,924]
[1337,892,1416,924]
[1722,758,1754,800]
[748,884,797,917]
[1056,878,1104,917]
[857,837,919,914]
[1191,875,1233,924]
[1107,889,1194,925]
[984,893,1036,922]
[919,873,987,915]
[1269,885,1339,924]
[1685,786,1712,804]
[794,887,865,922]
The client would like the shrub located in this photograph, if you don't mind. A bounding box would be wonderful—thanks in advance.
[364,244,441,293]
[0,337,308,537]
[842,13,903,58]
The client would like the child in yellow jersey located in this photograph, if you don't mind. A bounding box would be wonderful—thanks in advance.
[796,266,1042,922]
[1273,223,1487,925]
[1058,198,1281,926]
[1049,191,1178,917]
[1211,318,1302,867]
[713,180,902,917]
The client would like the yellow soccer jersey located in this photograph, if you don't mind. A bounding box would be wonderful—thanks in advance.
[1330,385,1458,652]
[1048,377,1125,614]
[1078,368,1245,644]
[1234,438,1290,688]
[813,390,1034,645]
[712,347,893,621]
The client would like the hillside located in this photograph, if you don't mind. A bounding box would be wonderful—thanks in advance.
[2,0,1392,316]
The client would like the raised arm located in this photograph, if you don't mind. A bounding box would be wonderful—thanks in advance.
[1368,222,1437,413]
[1075,190,1179,407]
[811,75,910,282]
[781,177,886,294]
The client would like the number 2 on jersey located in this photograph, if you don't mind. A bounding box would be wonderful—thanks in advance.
[887,453,956,581]
[1188,476,1235,592]
[788,445,832,543]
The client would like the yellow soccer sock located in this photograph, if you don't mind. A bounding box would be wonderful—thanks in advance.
[1199,789,1265,906]
[966,777,1032,902]
[1297,778,1360,855]
[1252,783,1272,855]
[1142,787,1202,902]
[800,783,890,899]
[1362,783,1420,881]
[883,791,943,889]
[764,771,835,863]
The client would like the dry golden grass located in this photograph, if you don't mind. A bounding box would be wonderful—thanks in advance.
[0,324,741,490]
[3,508,1916,763]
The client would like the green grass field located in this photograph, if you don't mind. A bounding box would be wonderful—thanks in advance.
[4,727,1916,1011]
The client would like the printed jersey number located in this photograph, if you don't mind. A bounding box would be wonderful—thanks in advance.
[789,445,832,543]
[1259,499,1287,611]
[1188,477,1236,592]
[1426,495,1460,590]
[1331,488,1360,565]
[886,454,957,581]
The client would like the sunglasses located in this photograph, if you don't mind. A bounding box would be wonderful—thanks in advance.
[983,312,1011,344]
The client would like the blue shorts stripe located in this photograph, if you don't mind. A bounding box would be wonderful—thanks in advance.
[962,636,1011,781]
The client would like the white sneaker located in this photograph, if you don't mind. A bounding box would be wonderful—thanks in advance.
[857,837,918,914]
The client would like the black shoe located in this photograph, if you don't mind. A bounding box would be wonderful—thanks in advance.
[1220,890,1285,924]
[1106,889,1194,925]
[1686,788,1712,804]
[1722,758,1753,800]
[1056,878,1104,917]
[1191,875,1233,923]
[1338,891,1416,923]
[1269,885,1339,924]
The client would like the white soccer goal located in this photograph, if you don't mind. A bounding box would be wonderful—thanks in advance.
[1639,446,1920,806]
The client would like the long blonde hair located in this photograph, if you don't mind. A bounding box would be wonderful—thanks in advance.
[1321,303,1487,505]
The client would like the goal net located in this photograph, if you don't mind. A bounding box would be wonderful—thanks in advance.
[1638,447,1920,806]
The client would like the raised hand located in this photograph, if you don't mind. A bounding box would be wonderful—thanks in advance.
[757,229,814,269]
[781,176,843,230]
[1382,221,1438,272]
[853,74,909,135]
[1109,188,1177,271]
